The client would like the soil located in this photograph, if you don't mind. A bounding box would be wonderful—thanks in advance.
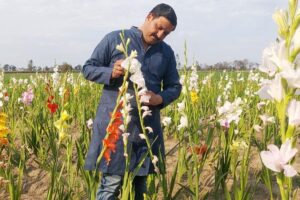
[1,135,300,199]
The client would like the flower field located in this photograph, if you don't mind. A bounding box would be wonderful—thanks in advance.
[1,1,300,199]
[0,67,298,200]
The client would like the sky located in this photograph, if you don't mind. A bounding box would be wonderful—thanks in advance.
[0,0,288,68]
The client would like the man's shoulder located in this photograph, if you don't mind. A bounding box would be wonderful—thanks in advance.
[105,28,135,39]
[158,41,174,58]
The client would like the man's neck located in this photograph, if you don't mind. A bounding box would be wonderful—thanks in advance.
[138,26,149,50]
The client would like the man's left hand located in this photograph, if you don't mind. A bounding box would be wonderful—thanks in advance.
[143,91,163,106]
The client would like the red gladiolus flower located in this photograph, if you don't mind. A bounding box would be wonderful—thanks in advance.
[47,102,59,114]
[103,101,123,164]
[103,149,111,163]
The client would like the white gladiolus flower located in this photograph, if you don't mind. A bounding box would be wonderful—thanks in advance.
[217,97,243,127]
[287,99,300,126]
[280,67,300,89]
[59,87,64,96]
[260,40,292,76]
[116,43,125,53]
[139,134,146,140]
[162,117,172,127]
[129,50,138,58]
[152,155,160,173]
[121,93,134,101]
[141,106,152,118]
[121,58,141,74]
[12,78,17,84]
[140,94,151,103]
[52,65,60,87]
[178,115,188,131]
[130,72,145,89]
[254,124,263,133]
[122,132,130,144]
[142,110,152,118]
[188,64,199,92]
[260,139,298,177]
[257,101,266,110]
[119,124,125,132]
[145,126,153,133]
[138,88,147,96]
[86,118,93,130]
[126,115,132,125]
[179,75,186,85]
[259,114,275,125]
[152,155,158,165]
[177,101,185,112]
[257,74,285,102]
[141,106,149,111]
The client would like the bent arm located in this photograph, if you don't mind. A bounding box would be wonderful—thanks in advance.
[82,34,113,85]
[158,52,182,109]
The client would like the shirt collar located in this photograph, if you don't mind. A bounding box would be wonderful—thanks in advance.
[131,26,143,37]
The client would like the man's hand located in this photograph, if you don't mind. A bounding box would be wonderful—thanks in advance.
[111,60,125,79]
[143,91,163,106]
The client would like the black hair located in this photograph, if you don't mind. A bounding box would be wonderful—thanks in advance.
[150,3,177,28]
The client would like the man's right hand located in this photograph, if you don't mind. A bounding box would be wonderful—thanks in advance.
[111,60,125,79]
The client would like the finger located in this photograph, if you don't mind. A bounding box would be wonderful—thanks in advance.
[115,66,124,71]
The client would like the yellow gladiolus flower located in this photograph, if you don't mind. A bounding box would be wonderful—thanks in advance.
[54,110,71,144]
[190,90,199,103]
[0,112,9,145]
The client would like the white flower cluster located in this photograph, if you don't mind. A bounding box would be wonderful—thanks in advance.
[120,89,134,126]
[202,73,213,85]
[188,64,199,92]
[217,97,243,128]
[67,74,74,85]
[0,73,8,108]
[52,65,60,88]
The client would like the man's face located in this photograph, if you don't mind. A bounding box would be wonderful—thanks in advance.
[143,14,175,45]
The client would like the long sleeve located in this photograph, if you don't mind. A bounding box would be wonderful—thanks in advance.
[158,52,182,109]
[82,34,113,85]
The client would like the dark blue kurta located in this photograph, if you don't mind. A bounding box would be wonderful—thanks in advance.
[82,26,181,176]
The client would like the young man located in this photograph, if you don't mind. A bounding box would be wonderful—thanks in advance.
[82,3,182,200]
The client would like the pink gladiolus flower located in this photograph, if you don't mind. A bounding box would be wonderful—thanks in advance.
[260,139,298,177]
[21,88,34,105]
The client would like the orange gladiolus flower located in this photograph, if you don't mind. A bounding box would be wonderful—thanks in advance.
[0,138,8,145]
[103,101,124,164]
[188,144,208,159]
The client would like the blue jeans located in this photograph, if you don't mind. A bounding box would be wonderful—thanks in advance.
[96,174,147,200]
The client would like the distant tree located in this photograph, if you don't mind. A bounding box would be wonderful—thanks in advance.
[74,64,82,71]
[58,62,73,72]
[11,65,17,71]
[3,64,10,71]
[28,59,33,71]
[44,66,50,72]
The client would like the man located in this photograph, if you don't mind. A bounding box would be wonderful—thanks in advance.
[82,3,181,200]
